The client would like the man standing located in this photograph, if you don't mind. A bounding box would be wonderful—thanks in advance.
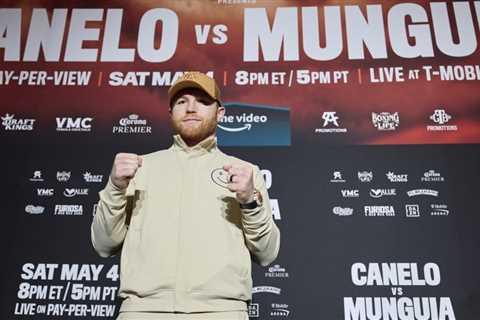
[91,72,280,319]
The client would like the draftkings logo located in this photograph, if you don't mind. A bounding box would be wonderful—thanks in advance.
[372,112,399,131]
[315,112,347,133]
[56,117,93,132]
[83,172,103,183]
[427,109,458,131]
[1,113,35,131]
[386,171,408,182]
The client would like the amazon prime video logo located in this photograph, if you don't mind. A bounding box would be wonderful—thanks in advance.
[217,103,291,146]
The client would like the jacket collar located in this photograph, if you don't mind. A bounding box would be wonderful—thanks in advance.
[172,134,217,155]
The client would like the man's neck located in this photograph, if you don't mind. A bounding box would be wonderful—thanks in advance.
[182,134,215,147]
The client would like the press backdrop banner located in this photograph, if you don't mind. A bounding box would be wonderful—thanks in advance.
[1,1,480,319]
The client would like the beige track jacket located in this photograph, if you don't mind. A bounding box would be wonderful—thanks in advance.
[91,135,280,312]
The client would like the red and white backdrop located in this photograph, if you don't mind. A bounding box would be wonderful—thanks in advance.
[1,0,479,319]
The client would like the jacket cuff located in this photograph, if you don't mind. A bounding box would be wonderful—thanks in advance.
[99,177,128,207]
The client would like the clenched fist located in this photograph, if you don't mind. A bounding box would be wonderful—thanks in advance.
[110,153,143,190]
[223,164,254,204]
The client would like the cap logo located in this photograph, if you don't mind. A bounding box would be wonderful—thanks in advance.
[182,72,197,81]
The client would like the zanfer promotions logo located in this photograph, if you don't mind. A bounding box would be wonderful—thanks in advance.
[372,112,399,131]
[1,113,35,131]
[427,109,457,131]
[217,103,290,146]
[56,117,92,132]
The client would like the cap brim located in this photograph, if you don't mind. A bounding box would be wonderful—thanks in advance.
[168,80,215,104]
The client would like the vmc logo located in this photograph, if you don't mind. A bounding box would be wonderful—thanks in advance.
[217,103,291,146]
[56,117,93,132]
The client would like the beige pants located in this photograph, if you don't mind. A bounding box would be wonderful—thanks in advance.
[117,311,248,320]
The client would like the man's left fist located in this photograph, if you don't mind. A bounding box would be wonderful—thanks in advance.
[223,164,254,204]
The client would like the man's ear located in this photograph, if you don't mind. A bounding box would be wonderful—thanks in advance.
[216,105,225,121]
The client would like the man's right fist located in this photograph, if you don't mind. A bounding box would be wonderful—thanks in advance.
[110,153,143,190]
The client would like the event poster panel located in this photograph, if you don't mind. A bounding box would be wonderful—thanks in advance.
[1,1,479,319]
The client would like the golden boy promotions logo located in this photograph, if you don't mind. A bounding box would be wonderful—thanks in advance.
[211,168,230,189]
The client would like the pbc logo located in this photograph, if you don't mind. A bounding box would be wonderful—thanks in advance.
[56,117,93,132]
[37,188,54,196]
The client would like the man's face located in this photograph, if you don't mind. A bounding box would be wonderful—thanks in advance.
[170,88,225,146]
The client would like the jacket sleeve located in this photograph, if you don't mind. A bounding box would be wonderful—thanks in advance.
[91,177,132,258]
[240,165,280,267]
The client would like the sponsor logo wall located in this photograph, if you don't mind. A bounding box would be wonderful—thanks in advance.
[2,1,480,319]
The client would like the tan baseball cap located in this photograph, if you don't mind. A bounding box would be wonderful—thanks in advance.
[168,71,222,106]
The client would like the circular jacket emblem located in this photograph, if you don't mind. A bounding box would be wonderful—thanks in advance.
[211,168,230,189]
